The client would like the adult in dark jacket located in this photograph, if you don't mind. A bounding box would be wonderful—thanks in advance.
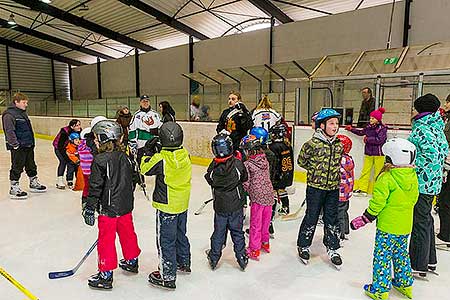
[216,91,253,152]
[158,101,176,123]
[52,118,81,189]
[2,93,46,199]
[116,106,132,145]
[357,87,376,128]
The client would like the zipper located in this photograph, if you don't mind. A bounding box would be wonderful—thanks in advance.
[325,142,333,187]
[107,161,111,206]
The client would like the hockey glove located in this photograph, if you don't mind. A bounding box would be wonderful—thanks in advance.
[143,136,162,156]
[82,207,96,226]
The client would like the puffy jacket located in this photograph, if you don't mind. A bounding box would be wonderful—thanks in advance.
[409,111,449,195]
[297,129,343,191]
[243,153,274,206]
[66,142,79,164]
[87,150,136,217]
[339,154,355,202]
[205,156,248,213]
[2,104,34,150]
[78,140,93,176]
[140,147,191,214]
[349,123,387,156]
[129,108,162,149]
[365,167,419,235]
[216,103,253,151]
[52,126,69,149]
[269,141,294,189]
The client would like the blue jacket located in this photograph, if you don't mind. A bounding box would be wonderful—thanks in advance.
[1,104,35,150]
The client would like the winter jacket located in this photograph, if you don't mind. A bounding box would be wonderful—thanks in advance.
[269,141,294,189]
[87,150,136,217]
[161,112,175,123]
[140,147,191,214]
[357,97,376,128]
[78,140,93,176]
[52,126,69,149]
[66,142,79,164]
[216,103,253,151]
[444,113,450,145]
[349,123,387,156]
[129,108,162,149]
[408,111,449,195]
[263,146,278,184]
[243,153,274,206]
[205,156,248,213]
[2,104,34,150]
[297,129,343,191]
[339,154,355,202]
[116,111,132,144]
[364,167,419,235]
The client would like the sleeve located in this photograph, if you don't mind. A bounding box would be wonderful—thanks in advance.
[236,159,248,183]
[267,152,278,182]
[216,110,227,134]
[366,126,387,145]
[365,173,390,218]
[86,159,105,210]
[140,154,164,176]
[242,161,251,191]
[128,114,138,146]
[2,113,19,148]
[297,142,312,170]
[204,162,215,186]
[349,127,366,136]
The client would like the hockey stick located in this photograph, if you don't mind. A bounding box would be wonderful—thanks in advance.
[281,198,306,221]
[0,266,39,300]
[194,198,213,215]
[48,240,98,279]
[132,154,151,202]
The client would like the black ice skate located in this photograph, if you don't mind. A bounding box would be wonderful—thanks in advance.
[148,271,176,290]
[10,181,27,200]
[119,258,138,273]
[297,247,310,265]
[88,271,113,289]
[29,176,46,193]
[269,222,275,239]
[205,249,218,270]
[177,264,191,274]
[327,249,342,270]
[412,270,429,281]
[237,254,248,271]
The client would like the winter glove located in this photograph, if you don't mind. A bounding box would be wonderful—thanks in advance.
[129,142,138,157]
[345,125,352,131]
[82,206,96,226]
[143,136,161,156]
[350,214,371,230]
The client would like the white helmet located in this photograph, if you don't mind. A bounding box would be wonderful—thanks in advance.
[382,138,416,166]
[81,116,108,138]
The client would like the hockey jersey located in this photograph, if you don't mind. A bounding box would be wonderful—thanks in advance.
[252,108,281,132]
[128,109,162,149]
[269,141,294,189]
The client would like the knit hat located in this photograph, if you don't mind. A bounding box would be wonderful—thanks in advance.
[369,107,386,122]
[414,93,441,113]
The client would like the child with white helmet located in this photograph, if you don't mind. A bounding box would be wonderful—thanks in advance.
[350,138,419,300]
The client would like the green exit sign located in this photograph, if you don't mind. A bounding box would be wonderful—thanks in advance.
[384,57,399,65]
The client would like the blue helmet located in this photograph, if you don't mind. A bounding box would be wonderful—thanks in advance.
[240,134,261,151]
[315,108,341,128]
[211,134,233,158]
[69,132,80,141]
[250,127,269,145]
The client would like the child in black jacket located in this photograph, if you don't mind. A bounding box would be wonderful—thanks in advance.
[204,134,249,271]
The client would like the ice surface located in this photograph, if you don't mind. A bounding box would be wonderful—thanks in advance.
[0,136,449,300]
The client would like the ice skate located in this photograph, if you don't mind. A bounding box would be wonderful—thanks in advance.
[297,247,310,265]
[56,176,65,189]
[363,284,389,300]
[353,189,368,197]
[327,249,342,270]
[148,271,176,290]
[236,254,248,271]
[393,285,413,299]
[10,181,27,200]
[246,248,260,261]
[261,242,270,253]
[177,264,191,274]
[29,176,46,193]
[411,269,429,281]
[67,180,74,190]
[119,258,138,273]
[205,249,218,270]
[269,222,275,239]
[88,271,113,290]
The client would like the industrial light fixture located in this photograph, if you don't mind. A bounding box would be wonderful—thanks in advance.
[7,14,16,25]
[40,0,52,3]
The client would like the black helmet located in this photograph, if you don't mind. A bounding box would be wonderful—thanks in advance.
[270,124,286,141]
[211,134,233,158]
[92,120,123,144]
[159,122,183,147]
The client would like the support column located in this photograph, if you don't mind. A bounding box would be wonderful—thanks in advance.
[135,48,140,97]
[97,57,102,99]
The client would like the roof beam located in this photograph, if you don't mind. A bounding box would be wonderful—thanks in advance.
[0,18,115,60]
[12,0,156,52]
[0,36,86,66]
[248,0,293,24]
[117,0,209,40]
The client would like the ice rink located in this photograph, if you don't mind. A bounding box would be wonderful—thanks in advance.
[1,135,449,300]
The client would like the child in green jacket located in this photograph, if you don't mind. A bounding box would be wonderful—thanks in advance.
[351,138,419,300]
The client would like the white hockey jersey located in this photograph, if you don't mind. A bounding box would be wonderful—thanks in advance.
[252,108,281,132]
[128,109,162,149]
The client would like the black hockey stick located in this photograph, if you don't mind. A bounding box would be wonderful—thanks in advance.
[194,198,213,215]
[48,240,98,279]
[132,154,151,202]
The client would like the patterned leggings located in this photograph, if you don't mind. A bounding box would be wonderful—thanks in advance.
[371,229,413,293]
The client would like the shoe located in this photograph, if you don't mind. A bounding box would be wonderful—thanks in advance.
[119,258,138,273]
[148,271,176,290]
[261,242,270,253]
[317,217,324,227]
[278,206,289,216]
[88,271,113,289]
[327,249,342,267]
[412,269,427,278]
[269,223,275,239]
[236,254,248,271]
[10,181,27,200]
[205,249,218,270]
[29,176,46,193]
[353,189,368,197]
[246,248,260,261]
[297,247,310,263]
[363,284,389,300]
[428,264,437,272]
[393,285,413,299]
[56,176,65,189]
[67,181,74,189]
[177,264,191,274]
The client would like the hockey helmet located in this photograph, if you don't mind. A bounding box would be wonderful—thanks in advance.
[92,120,123,144]
[211,134,233,158]
[337,134,352,154]
[159,121,183,147]
[382,138,416,166]
[250,127,269,145]
[69,132,80,141]
[270,124,286,141]
[240,134,261,151]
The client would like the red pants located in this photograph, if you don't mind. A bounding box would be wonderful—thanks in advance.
[97,213,141,272]
[82,174,90,198]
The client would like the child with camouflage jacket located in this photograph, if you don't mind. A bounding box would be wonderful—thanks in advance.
[296,108,344,268]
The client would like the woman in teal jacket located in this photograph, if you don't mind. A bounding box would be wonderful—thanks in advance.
[351,138,419,300]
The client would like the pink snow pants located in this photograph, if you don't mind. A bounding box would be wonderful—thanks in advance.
[249,203,272,251]
[97,213,141,272]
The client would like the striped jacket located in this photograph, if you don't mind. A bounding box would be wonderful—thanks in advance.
[339,154,355,202]
[78,140,93,176]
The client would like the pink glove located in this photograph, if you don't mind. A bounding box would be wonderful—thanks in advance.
[345,125,352,131]
[350,215,371,230]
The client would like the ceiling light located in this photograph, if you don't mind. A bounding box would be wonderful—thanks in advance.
[40,0,52,3]
[7,14,16,25]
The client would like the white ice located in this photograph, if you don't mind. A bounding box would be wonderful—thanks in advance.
[1,136,449,300]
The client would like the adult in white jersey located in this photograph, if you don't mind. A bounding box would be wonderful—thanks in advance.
[252,95,281,132]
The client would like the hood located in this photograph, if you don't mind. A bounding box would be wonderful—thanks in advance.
[313,128,337,144]
[413,111,445,131]
[248,153,269,171]
[161,147,191,170]
[389,168,417,192]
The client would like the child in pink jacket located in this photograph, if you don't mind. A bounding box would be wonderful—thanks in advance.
[79,128,94,208]
[241,134,274,260]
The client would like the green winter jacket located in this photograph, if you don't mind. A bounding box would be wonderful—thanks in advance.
[297,130,343,191]
[366,168,419,235]
[140,147,192,214]
[408,112,449,195]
